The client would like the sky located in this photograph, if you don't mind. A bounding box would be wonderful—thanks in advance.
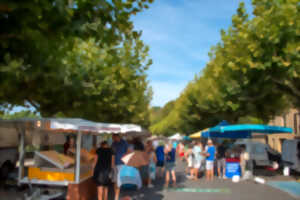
[132,0,252,107]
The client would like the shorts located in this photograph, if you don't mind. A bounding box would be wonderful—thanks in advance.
[113,165,123,183]
[179,152,184,157]
[187,157,193,168]
[138,165,149,180]
[156,160,164,167]
[193,159,202,169]
[217,158,226,169]
[206,160,214,170]
[165,162,176,171]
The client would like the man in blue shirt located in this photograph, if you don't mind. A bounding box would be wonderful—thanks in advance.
[155,141,165,178]
[205,139,216,181]
[164,142,176,188]
[111,134,128,200]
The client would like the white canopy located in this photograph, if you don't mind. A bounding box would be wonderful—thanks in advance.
[49,118,142,133]
[168,133,183,140]
[0,118,143,134]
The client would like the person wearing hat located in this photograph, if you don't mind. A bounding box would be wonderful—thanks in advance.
[204,139,216,181]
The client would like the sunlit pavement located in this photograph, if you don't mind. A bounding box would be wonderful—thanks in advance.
[120,160,298,200]
[0,160,298,200]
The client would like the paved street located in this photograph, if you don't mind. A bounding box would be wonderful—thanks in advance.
[0,160,298,200]
[120,160,298,200]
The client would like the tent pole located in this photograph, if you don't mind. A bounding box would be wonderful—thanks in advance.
[18,128,25,186]
[75,131,82,183]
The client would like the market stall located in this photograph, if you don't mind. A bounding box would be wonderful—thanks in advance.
[168,133,183,140]
[202,121,293,179]
[0,118,145,200]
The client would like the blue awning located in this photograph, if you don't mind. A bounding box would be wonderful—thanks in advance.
[210,124,292,134]
[202,121,293,139]
[202,130,252,139]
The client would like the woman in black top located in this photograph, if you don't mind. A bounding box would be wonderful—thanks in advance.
[93,141,115,200]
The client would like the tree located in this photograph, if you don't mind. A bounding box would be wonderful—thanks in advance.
[156,0,299,135]
[0,110,39,120]
[149,101,177,135]
[0,0,153,126]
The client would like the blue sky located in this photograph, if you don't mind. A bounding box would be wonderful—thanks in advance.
[132,0,252,107]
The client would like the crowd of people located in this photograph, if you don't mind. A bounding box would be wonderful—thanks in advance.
[183,139,219,181]
[64,134,248,200]
[182,139,248,181]
[87,134,179,200]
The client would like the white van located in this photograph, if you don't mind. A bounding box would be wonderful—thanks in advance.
[234,140,281,167]
[282,139,300,172]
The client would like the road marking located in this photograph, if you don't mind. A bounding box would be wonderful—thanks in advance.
[168,187,231,194]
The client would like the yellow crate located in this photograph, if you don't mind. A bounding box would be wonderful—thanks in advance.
[28,167,40,179]
[28,167,74,181]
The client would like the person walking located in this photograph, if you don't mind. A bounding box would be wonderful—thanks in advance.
[93,141,115,200]
[132,137,149,187]
[240,145,248,178]
[178,142,185,161]
[155,141,165,178]
[185,143,194,178]
[164,142,176,188]
[216,142,226,179]
[205,139,216,181]
[146,140,157,188]
[192,142,204,180]
[111,134,128,200]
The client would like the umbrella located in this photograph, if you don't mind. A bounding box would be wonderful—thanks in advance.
[202,121,292,139]
[168,133,183,140]
[121,151,149,167]
[190,128,209,139]
[183,136,191,141]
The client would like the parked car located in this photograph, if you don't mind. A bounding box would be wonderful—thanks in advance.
[282,139,300,172]
[234,140,281,167]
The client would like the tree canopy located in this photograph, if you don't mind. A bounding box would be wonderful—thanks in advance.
[0,110,39,120]
[0,0,153,126]
[151,0,299,135]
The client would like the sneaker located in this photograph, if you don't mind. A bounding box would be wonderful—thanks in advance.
[148,184,154,188]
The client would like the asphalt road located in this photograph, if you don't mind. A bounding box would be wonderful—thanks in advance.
[120,160,298,200]
[0,160,298,200]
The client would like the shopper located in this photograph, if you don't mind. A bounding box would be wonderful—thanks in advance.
[192,142,204,180]
[155,141,165,178]
[217,142,226,179]
[146,140,157,188]
[240,145,247,178]
[185,143,194,178]
[93,141,115,200]
[205,139,216,181]
[178,142,185,161]
[111,134,128,200]
[164,142,176,188]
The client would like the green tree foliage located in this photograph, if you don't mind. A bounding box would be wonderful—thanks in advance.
[156,0,299,135]
[0,0,153,126]
[0,110,39,120]
[150,101,174,125]
[149,101,177,135]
